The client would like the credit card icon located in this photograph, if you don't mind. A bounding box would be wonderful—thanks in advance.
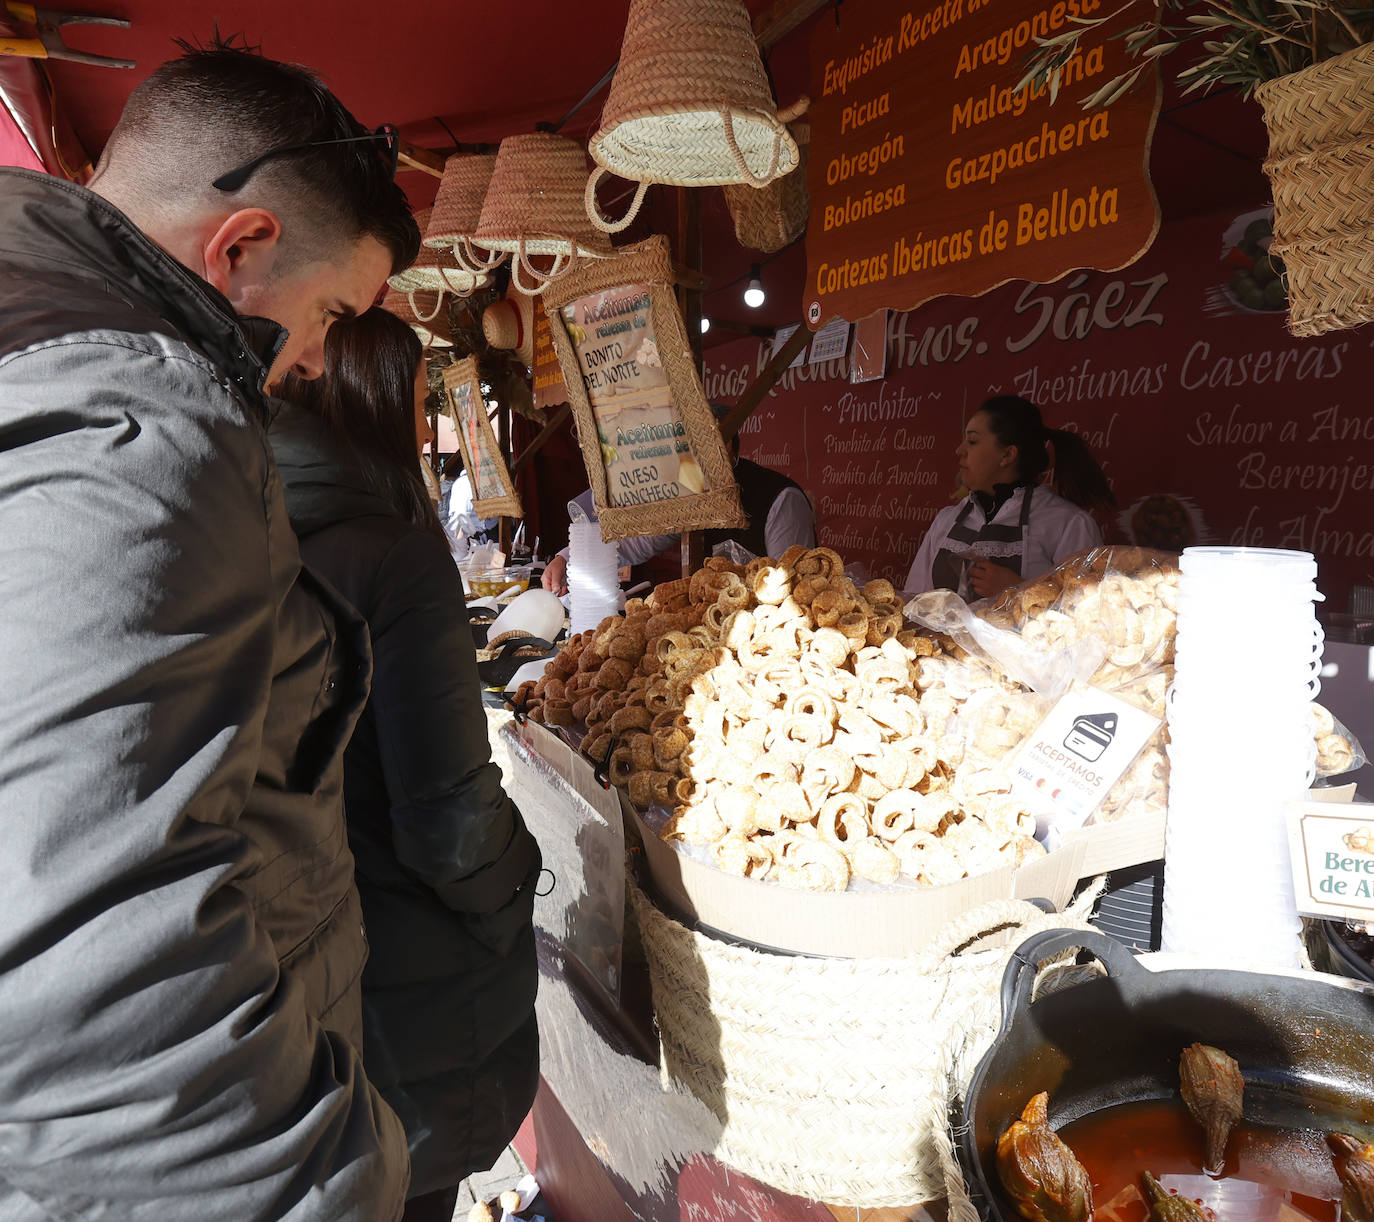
[1063,712,1117,762]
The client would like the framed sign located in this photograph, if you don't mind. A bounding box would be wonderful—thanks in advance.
[443,356,522,519]
[543,236,744,543]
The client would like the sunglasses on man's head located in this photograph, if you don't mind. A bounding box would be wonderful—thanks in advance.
[213,123,399,193]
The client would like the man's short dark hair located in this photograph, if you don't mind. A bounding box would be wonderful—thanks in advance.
[100,39,419,276]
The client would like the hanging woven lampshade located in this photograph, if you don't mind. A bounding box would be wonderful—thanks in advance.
[423,153,503,275]
[387,207,489,325]
[482,293,535,367]
[472,132,613,295]
[381,287,452,350]
[585,0,806,233]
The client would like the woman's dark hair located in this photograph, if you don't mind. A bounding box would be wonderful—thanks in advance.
[279,307,444,538]
[979,395,1116,510]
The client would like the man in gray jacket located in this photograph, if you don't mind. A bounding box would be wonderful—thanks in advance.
[0,43,420,1219]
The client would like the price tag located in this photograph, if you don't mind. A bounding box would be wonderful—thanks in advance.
[807,318,851,365]
[1287,800,1374,922]
[1007,681,1161,831]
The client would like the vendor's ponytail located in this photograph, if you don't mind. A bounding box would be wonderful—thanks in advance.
[1045,427,1116,511]
[978,395,1114,510]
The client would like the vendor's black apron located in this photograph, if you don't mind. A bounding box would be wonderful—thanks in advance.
[930,486,1034,597]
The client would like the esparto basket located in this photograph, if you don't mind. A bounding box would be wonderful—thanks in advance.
[722,122,810,253]
[629,879,1096,1208]
[585,0,804,232]
[1256,41,1374,337]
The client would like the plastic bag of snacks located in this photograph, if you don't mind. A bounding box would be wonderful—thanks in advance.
[1313,703,1365,778]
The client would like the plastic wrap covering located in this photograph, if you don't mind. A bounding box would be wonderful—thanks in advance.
[499,718,623,999]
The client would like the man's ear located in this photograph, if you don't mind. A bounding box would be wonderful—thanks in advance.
[200,209,284,304]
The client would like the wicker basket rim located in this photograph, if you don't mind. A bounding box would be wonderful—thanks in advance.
[473,231,613,257]
[590,104,800,177]
[1254,37,1374,105]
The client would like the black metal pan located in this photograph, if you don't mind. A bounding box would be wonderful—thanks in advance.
[958,928,1374,1221]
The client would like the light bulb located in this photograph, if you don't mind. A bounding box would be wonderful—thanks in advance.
[744,263,765,309]
[700,316,711,334]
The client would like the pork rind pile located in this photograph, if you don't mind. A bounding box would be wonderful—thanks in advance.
[513,544,1357,893]
[515,545,1043,893]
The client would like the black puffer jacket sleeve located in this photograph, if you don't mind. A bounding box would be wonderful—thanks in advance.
[366,528,539,913]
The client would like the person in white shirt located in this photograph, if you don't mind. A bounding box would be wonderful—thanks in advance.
[905,396,1112,599]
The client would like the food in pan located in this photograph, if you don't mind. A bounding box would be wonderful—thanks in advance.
[1329,1133,1374,1222]
[1179,1042,1244,1177]
[1140,1170,1208,1222]
[995,1092,1093,1222]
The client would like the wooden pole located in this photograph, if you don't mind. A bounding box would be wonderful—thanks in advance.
[497,395,514,556]
[718,323,809,442]
[511,404,572,476]
[676,186,706,577]
[398,143,445,178]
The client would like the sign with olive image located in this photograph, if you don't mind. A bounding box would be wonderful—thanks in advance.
[542,236,744,543]
[442,356,523,520]
[1219,209,1288,314]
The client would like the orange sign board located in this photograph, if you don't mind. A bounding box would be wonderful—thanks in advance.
[803,0,1161,327]
[531,295,568,409]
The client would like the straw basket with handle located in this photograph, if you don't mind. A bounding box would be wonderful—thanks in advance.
[629,879,1098,1208]
[382,286,452,350]
[475,133,613,295]
[722,121,810,254]
[1256,40,1374,336]
[586,0,806,233]
[424,153,504,276]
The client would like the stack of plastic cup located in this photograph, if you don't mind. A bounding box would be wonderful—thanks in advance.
[1161,547,1323,969]
[568,520,622,636]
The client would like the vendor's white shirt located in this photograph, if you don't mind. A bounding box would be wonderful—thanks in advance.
[446,472,498,538]
[903,486,1101,594]
[559,485,816,566]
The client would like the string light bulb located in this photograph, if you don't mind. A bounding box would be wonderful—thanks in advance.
[743,263,765,309]
[700,316,711,334]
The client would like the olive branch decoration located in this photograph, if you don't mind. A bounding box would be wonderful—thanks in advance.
[1018,0,1374,106]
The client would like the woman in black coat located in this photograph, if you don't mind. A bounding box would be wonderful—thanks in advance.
[271,308,540,1222]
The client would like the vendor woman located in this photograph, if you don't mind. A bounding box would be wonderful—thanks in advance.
[904,396,1113,599]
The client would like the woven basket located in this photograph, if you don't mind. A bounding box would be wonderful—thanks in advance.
[722,122,809,253]
[389,208,490,299]
[382,286,452,349]
[586,0,803,232]
[482,293,535,367]
[629,880,1096,1208]
[423,153,503,275]
[474,133,613,294]
[1256,41,1374,336]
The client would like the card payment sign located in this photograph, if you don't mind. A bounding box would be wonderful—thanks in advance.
[1063,712,1117,763]
[1009,684,1160,831]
